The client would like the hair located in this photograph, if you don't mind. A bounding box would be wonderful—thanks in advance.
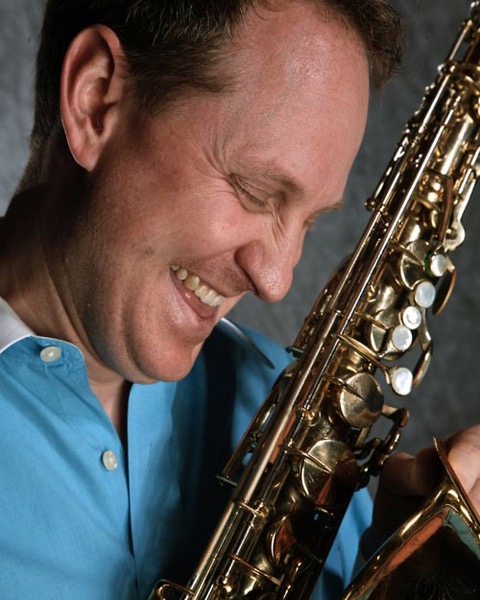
[31,0,404,148]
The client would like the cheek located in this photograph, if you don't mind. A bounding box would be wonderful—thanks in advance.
[96,132,252,260]
[165,189,250,259]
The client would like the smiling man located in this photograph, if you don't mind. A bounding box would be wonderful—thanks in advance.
[3,1,477,599]
[0,1,377,452]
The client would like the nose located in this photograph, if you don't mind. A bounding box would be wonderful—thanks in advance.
[236,228,304,303]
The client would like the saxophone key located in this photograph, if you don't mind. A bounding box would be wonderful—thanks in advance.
[333,372,384,429]
[426,249,450,277]
[388,365,413,396]
[401,305,422,329]
[413,279,436,308]
[368,307,417,358]
[398,239,433,290]
[390,324,413,352]
[292,439,359,506]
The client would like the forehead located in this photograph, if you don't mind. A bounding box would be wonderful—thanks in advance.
[214,1,370,197]
[229,0,367,81]
[222,0,370,125]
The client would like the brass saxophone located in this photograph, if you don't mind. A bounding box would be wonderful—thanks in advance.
[151,3,480,598]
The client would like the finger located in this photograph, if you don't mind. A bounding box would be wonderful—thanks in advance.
[445,427,480,496]
[379,447,441,497]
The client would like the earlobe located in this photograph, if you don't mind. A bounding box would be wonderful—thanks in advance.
[60,25,126,171]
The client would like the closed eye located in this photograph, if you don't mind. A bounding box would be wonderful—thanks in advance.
[230,175,268,210]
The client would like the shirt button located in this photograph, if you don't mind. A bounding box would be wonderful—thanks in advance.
[40,346,62,363]
[101,450,118,471]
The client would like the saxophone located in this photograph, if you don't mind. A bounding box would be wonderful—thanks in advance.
[151,3,480,598]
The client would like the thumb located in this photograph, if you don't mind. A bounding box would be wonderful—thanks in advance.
[380,446,441,498]
[445,426,480,509]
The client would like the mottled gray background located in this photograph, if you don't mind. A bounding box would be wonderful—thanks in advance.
[1,1,479,460]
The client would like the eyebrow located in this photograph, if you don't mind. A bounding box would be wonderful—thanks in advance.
[305,199,344,230]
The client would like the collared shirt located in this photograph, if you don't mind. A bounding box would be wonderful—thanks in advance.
[0,298,371,599]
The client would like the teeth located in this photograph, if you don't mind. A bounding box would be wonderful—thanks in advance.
[171,266,225,307]
[184,275,200,291]
[176,268,188,281]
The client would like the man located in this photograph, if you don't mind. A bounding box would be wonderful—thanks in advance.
[0,0,479,598]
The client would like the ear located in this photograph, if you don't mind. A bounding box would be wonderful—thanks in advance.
[60,25,127,172]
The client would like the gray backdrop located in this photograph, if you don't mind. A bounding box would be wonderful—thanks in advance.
[1,1,479,460]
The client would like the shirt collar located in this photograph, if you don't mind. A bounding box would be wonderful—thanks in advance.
[0,297,34,354]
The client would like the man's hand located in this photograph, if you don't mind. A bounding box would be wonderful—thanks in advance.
[444,425,480,509]
[364,424,480,556]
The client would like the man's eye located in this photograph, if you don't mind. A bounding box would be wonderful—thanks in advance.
[238,186,265,208]
[231,176,267,210]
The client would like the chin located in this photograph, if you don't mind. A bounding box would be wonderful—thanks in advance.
[128,341,204,384]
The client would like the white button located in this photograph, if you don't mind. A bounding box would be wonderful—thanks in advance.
[414,280,436,309]
[429,253,448,278]
[390,366,413,396]
[40,346,62,363]
[101,450,118,471]
[402,306,422,330]
[391,325,413,352]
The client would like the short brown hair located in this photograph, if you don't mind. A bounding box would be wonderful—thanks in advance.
[32,0,404,147]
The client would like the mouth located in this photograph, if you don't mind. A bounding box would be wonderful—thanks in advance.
[171,266,226,309]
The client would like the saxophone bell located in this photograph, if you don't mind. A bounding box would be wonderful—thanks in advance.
[343,438,480,599]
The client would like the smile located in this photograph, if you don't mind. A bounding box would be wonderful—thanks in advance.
[171,266,225,308]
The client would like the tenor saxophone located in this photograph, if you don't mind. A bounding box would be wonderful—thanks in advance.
[151,3,480,598]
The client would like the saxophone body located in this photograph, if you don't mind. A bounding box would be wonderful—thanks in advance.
[152,3,480,598]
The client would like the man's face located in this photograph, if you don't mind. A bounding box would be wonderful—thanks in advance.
[58,2,370,383]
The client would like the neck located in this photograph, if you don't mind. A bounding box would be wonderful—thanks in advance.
[0,185,129,439]
[91,379,131,444]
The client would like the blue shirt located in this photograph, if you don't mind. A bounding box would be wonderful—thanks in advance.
[0,299,371,599]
